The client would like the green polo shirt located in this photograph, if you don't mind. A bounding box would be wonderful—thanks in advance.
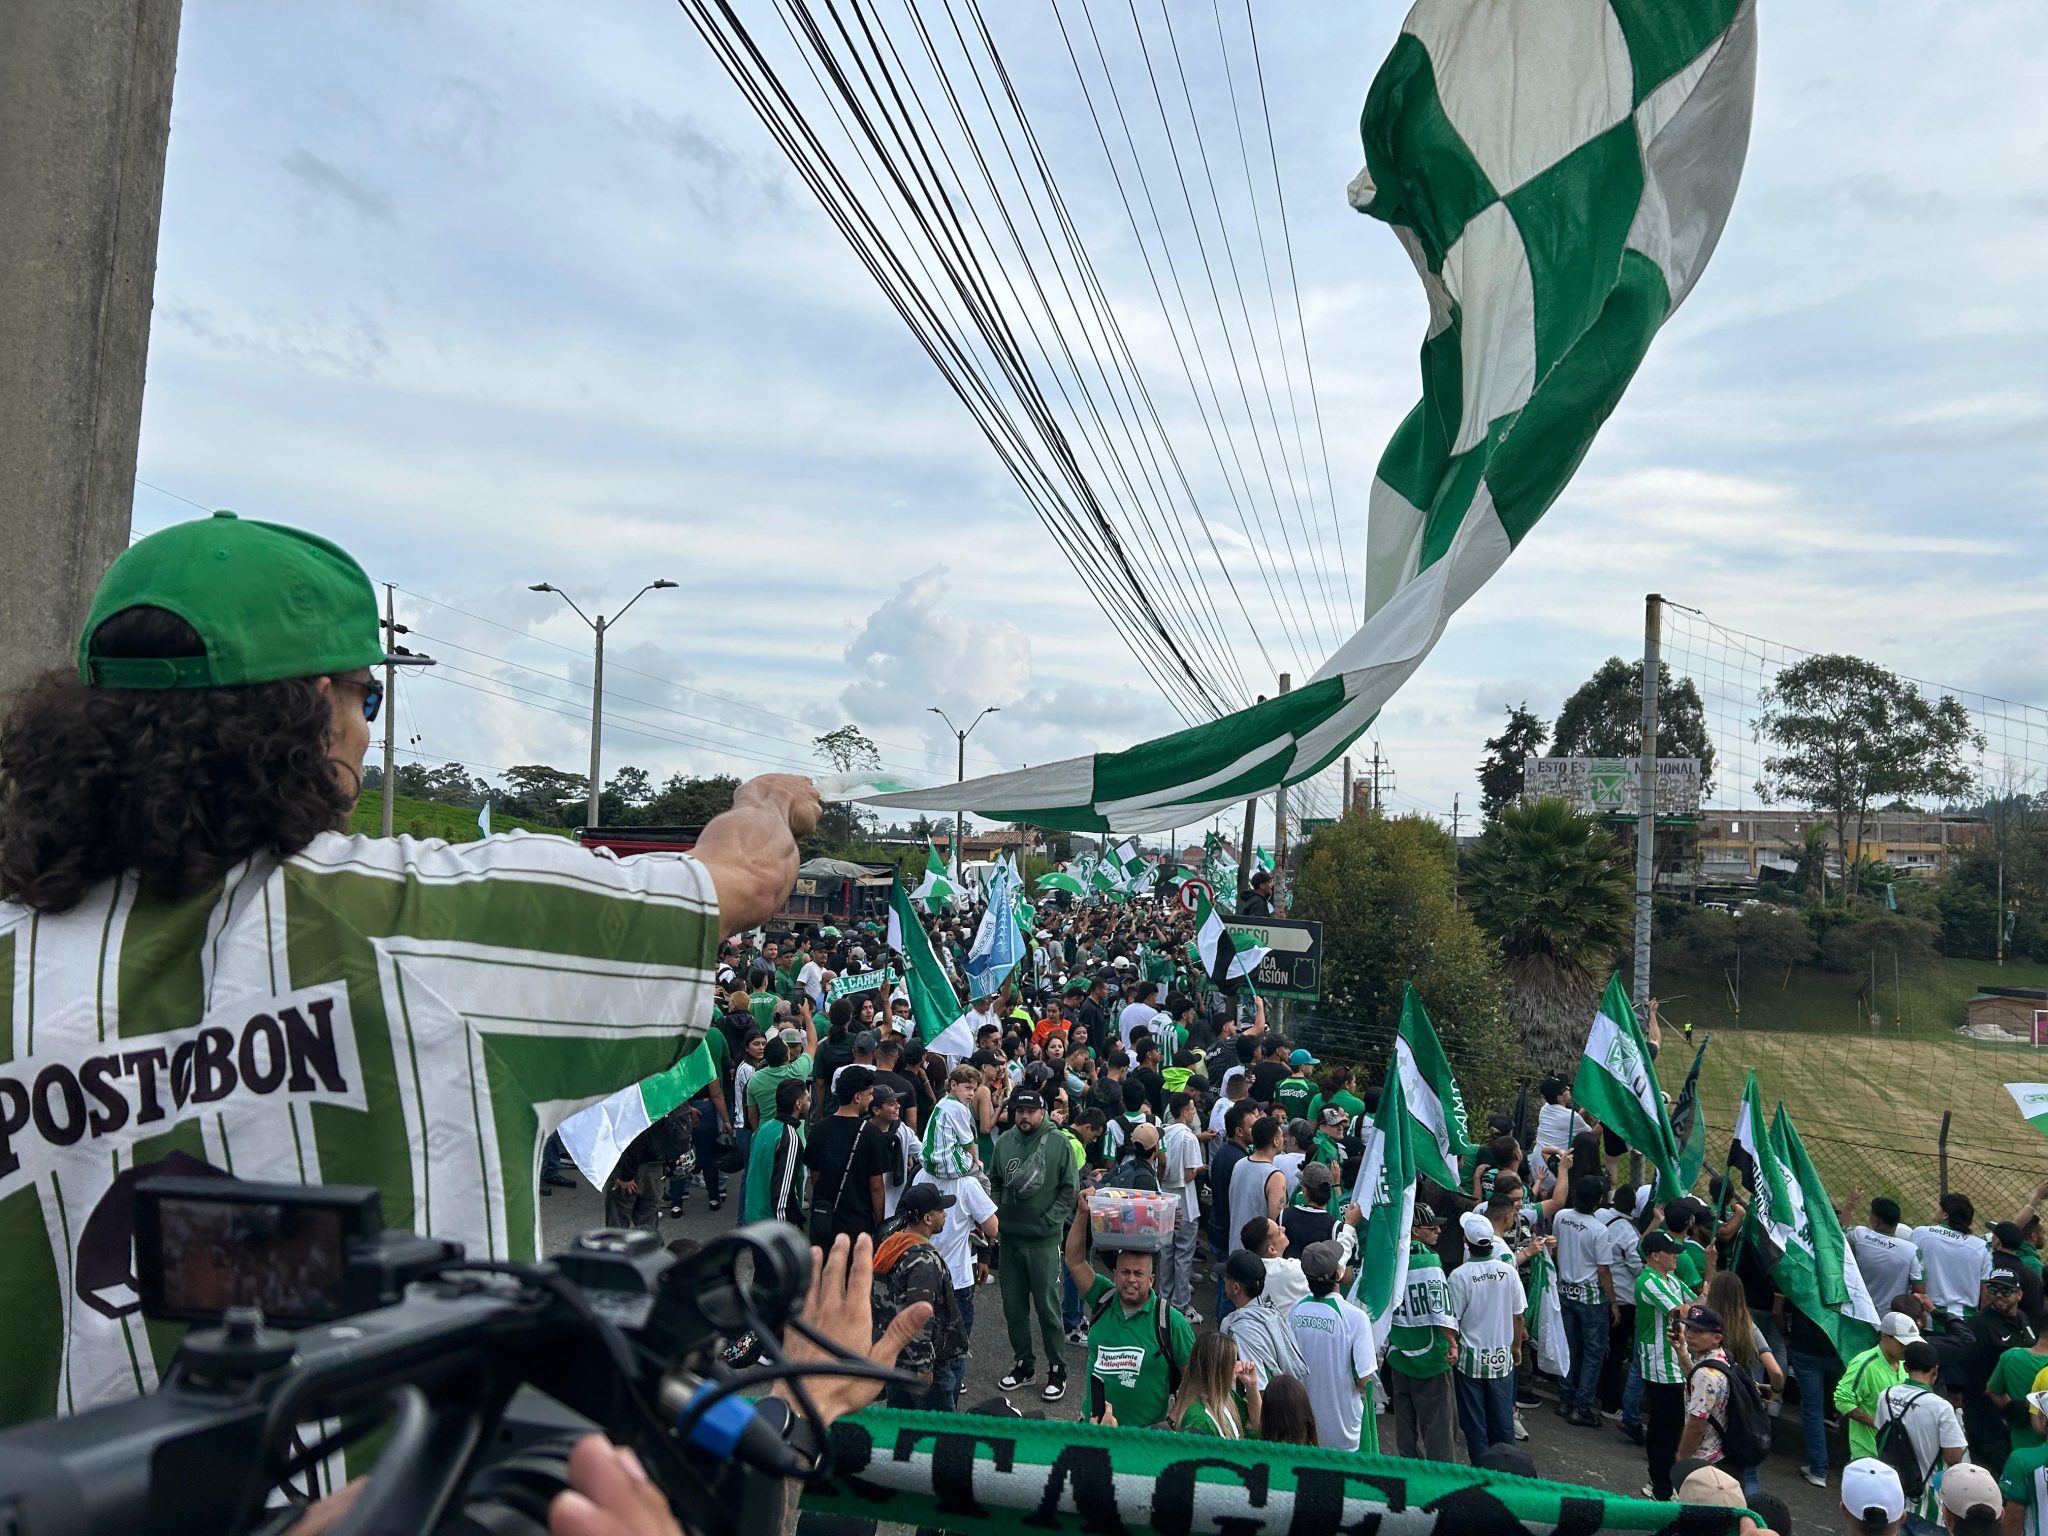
[2002,1442,2048,1536]
[1993,1346,2048,1450]
[1083,1273,1195,1429]
[1835,1344,1907,1463]
[745,1055,812,1126]
[748,994,778,1035]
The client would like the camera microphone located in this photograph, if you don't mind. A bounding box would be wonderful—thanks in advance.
[672,1382,813,1478]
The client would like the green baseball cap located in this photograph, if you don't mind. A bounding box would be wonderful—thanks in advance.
[80,511,416,689]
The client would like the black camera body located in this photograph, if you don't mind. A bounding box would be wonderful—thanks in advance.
[0,1178,819,1536]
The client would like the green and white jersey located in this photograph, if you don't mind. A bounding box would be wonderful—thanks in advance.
[0,829,718,1426]
[1446,1255,1525,1379]
[1634,1268,1693,1385]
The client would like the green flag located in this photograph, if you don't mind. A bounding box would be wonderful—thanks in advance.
[1348,1050,1415,1346]
[909,839,956,913]
[1037,871,1086,898]
[1394,982,1477,1192]
[1572,974,1682,1201]
[887,874,957,1043]
[1669,1035,1712,1192]
[557,1037,719,1187]
[2006,1083,2048,1142]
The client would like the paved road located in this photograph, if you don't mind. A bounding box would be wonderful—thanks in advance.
[540,1175,1840,1529]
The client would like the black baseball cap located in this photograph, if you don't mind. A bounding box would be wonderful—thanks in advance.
[898,1183,957,1219]
[1989,1266,2025,1293]
[1681,1303,1724,1332]
[1641,1231,1681,1257]
[1011,1091,1045,1112]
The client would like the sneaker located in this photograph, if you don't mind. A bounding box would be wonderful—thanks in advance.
[1570,1408,1602,1430]
[1042,1366,1067,1403]
[1180,1308,1203,1326]
[1064,1326,1089,1346]
[1601,1407,1623,1421]
[708,1193,726,1212]
[1552,1399,1572,1417]
[666,1204,688,1219]
[542,1174,575,1188]
[1619,1420,1645,1445]
[541,1185,554,1197]
[1515,1386,1541,1408]
[1513,1413,1529,1443]
[1802,1469,1828,1489]
[1641,1485,1665,1502]
[999,1359,1035,1391]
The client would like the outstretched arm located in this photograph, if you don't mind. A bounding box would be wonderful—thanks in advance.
[691,775,821,938]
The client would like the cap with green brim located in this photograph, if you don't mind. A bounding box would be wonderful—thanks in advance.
[78,511,428,689]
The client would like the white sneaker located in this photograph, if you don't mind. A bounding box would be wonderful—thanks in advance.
[1802,1469,1827,1488]
[1180,1307,1203,1326]
[1064,1326,1088,1346]
[1513,1412,1529,1442]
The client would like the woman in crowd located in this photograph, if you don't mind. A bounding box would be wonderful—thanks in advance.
[1256,1375,1319,1447]
[1171,1332,1260,1438]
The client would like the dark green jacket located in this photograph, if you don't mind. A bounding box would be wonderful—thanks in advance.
[990,1120,1079,1240]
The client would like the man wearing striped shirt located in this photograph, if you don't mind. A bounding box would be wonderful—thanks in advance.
[1634,1230,1696,1500]
[0,512,820,1425]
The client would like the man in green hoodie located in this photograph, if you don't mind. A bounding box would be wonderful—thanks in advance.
[993,1089,1080,1403]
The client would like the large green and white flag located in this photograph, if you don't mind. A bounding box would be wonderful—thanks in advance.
[1395,981,1477,1192]
[1669,1035,1713,1192]
[886,874,957,1044]
[909,838,957,913]
[2007,1083,2048,1143]
[1573,974,1683,1200]
[557,1036,719,1187]
[1348,1053,1417,1348]
[0,829,718,1425]
[1728,1071,1877,1360]
[1525,1250,1572,1380]
[863,1,1755,834]
[1194,887,1266,986]
[1036,871,1086,898]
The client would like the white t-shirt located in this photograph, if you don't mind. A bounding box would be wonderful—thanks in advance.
[1875,1383,1968,1520]
[1263,1256,1310,1312]
[1273,1152,1306,1199]
[1159,1121,1204,1221]
[1447,1258,1528,1379]
[1209,1090,1245,1137]
[797,960,825,1006]
[1536,1102,1589,1173]
[1118,1002,1162,1052]
[1912,1225,1991,1319]
[1287,1292,1377,1450]
[1847,1225,1927,1315]
[1602,1213,1644,1306]
[1229,1157,1284,1253]
[918,1169,997,1291]
[1553,1209,1610,1304]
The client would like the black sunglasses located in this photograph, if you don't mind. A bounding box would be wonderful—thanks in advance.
[329,676,385,722]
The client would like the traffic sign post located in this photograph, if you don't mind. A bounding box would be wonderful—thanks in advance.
[1223,916,1323,1001]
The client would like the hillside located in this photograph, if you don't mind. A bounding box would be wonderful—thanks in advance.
[349,791,573,843]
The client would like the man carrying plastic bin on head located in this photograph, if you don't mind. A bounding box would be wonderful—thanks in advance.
[1065,1186,1196,1427]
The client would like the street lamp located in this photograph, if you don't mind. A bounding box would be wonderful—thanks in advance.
[928,705,998,880]
[531,578,678,826]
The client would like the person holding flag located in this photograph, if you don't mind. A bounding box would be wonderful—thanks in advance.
[1574,975,1685,1202]
[1395,982,1479,1194]
[1288,1241,1379,1451]
[1383,1202,1460,1463]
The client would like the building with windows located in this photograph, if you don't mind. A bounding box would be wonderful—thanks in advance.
[1692,808,1984,886]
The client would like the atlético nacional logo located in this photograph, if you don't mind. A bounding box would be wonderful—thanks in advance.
[1603,1027,1644,1091]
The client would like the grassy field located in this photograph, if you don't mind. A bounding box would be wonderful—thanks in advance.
[1650,957,2048,1220]
[348,791,572,842]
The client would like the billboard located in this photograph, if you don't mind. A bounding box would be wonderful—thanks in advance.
[1522,757,1703,819]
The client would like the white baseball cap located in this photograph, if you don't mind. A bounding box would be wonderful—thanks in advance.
[1878,1311,1923,1343]
[1939,1463,2003,1519]
[1459,1211,1495,1246]
[1841,1458,1906,1525]
[2028,1387,2048,1422]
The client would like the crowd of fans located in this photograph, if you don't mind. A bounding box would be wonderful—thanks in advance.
[550,874,2048,1535]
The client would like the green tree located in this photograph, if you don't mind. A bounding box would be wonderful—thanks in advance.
[1478,703,1550,822]
[420,762,487,807]
[1755,655,1982,902]
[1550,658,1716,794]
[499,764,590,826]
[812,725,881,772]
[395,762,433,797]
[812,725,881,851]
[600,765,655,825]
[643,773,739,827]
[1465,797,1632,1073]
[1289,813,1517,1121]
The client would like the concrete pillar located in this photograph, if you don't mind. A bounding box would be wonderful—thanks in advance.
[0,0,183,699]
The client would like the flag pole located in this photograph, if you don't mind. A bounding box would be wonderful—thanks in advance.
[1631,594,1662,1189]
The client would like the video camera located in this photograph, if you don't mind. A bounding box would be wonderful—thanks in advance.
[0,1177,884,1536]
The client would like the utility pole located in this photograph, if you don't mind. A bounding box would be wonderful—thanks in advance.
[531,578,677,827]
[1273,674,1292,907]
[1342,755,1353,818]
[382,585,398,837]
[1451,792,1462,909]
[1633,594,1663,1016]
[0,0,183,697]
[928,705,1000,879]
[1451,793,1460,842]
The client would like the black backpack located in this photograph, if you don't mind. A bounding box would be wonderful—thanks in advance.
[1688,1357,1772,1468]
[1876,1386,1937,1498]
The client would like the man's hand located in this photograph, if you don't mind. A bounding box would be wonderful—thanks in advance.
[614,1179,637,1196]
[550,1439,680,1536]
[772,1234,931,1425]
[696,776,822,937]
[735,773,823,839]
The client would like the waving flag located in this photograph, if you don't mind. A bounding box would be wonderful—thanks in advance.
[1194,886,1266,986]
[1395,982,1477,1192]
[1771,1102,1880,1356]
[557,1038,717,1187]
[1037,871,1087,898]
[863,1,1755,833]
[1573,974,1682,1200]
[1349,1055,1416,1348]
[887,873,957,1043]
[1669,1035,1713,1191]
[910,839,957,913]
[965,864,1024,1000]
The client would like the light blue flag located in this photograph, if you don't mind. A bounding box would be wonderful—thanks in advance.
[965,863,1024,1000]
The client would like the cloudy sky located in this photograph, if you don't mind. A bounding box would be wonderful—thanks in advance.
[131,2,2048,838]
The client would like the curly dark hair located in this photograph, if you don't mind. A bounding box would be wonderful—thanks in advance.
[0,606,355,913]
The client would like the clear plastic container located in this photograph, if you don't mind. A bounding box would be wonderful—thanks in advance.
[1087,1190,1177,1252]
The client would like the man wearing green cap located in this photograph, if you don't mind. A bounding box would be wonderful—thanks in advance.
[0,512,819,1424]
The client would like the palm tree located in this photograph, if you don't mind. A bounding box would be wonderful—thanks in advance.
[1465,798,1632,1073]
